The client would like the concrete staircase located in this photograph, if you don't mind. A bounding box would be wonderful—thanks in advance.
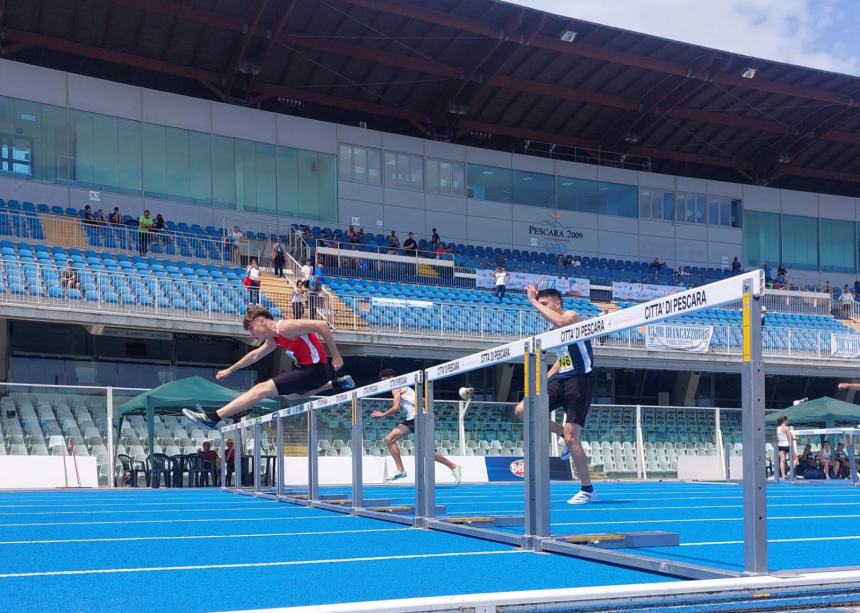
[841,318,860,334]
[40,214,88,249]
[259,273,292,313]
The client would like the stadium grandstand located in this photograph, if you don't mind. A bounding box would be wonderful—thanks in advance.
[1,0,860,611]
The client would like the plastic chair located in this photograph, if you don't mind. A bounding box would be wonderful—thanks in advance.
[117,453,148,487]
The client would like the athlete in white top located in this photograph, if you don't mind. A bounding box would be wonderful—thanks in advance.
[370,368,461,485]
[775,415,794,479]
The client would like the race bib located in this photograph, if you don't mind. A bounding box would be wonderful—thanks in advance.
[558,349,574,373]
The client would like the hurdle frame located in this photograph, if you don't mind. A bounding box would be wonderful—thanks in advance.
[220,270,768,580]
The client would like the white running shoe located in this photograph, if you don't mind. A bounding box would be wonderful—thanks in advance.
[567,489,597,505]
[452,465,462,485]
[387,471,407,481]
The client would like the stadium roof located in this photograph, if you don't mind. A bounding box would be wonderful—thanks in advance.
[3,0,860,195]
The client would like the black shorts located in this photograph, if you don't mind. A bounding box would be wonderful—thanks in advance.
[397,419,415,431]
[271,362,331,396]
[548,374,593,427]
[778,445,790,454]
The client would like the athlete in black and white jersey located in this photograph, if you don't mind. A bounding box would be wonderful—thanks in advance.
[515,285,596,504]
[370,368,461,485]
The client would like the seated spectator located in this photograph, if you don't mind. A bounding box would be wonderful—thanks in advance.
[153,213,166,233]
[301,226,313,243]
[317,230,329,248]
[834,443,850,479]
[356,227,366,242]
[403,231,417,254]
[819,441,833,479]
[572,257,582,268]
[346,225,358,243]
[201,440,219,476]
[731,257,742,274]
[108,206,122,224]
[649,257,661,270]
[434,241,446,259]
[798,443,815,477]
[95,208,106,224]
[59,259,80,291]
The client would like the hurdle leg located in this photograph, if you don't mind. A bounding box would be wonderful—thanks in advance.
[308,407,319,502]
[525,339,550,550]
[276,409,284,498]
[351,393,363,513]
[849,434,858,486]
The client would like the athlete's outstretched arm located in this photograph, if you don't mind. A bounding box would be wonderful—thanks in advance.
[276,319,344,370]
[216,339,277,380]
[371,389,402,418]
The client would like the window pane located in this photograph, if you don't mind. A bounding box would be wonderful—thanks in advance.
[662,191,674,220]
[467,164,512,202]
[743,210,780,267]
[366,148,380,185]
[142,123,167,199]
[638,189,651,217]
[188,131,211,204]
[452,162,465,194]
[353,147,367,182]
[39,104,68,184]
[255,142,276,214]
[165,126,190,201]
[820,219,854,273]
[396,153,409,188]
[425,159,439,193]
[410,155,423,190]
[384,151,397,186]
[781,214,818,270]
[600,182,636,217]
[278,146,337,222]
[338,144,352,180]
[92,114,118,191]
[557,177,599,213]
[512,169,554,207]
[212,135,236,209]
[730,199,742,228]
[277,145,298,214]
[116,119,141,194]
[695,196,706,224]
[68,110,94,188]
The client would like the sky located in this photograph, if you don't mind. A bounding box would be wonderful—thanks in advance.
[505,0,860,76]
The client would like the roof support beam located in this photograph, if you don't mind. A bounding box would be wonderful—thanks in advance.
[337,0,855,107]
[773,165,860,185]
[246,0,298,95]
[223,0,271,98]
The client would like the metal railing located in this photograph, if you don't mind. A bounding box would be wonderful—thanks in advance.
[762,288,832,316]
[0,208,245,266]
[315,244,463,287]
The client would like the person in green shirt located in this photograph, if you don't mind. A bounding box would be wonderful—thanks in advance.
[138,209,154,255]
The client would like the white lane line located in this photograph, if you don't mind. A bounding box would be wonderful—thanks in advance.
[0,506,293,516]
[0,549,526,579]
[0,527,412,545]
[683,534,860,547]
[0,501,285,509]
[554,513,860,527]
[0,515,346,528]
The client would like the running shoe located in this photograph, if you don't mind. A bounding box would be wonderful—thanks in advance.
[566,489,597,505]
[387,471,407,481]
[452,465,462,485]
[336,374,355,390]
[560,444,570,462]
[182,404,219,430]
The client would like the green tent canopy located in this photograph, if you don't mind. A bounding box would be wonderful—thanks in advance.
[116,376,279,455]
[765,396,860,427]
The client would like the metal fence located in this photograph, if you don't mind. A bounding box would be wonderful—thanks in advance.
[0,208,249,266]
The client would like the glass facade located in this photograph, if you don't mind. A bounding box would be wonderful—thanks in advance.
[425,158,465,195]
[743,211,780,267]
[639,188,674,221]
[384,151,423,190]
[0,94,337,220]
[556,178,637,217]
[744,211,855,273]
[339,143,380,185]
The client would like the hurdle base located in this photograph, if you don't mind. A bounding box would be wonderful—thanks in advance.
[548,530,680,549]
[312,498,393,514]
[425,515,527,547]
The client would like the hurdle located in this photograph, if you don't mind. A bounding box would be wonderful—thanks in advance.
[421,270,765,579]
[221,371,446,524]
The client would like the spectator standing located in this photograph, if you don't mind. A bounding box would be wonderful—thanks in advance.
[83,205,96,226]
[387,230,400,254]
[95,209,106,224]
[854,280,860,295]
[431,228,440,245]
[230,226,245,265]
[403,232,417,255]
[731,257,742,274]
[108,206,122,224]
[300,259,312,284]
[271,239,286,278]
[840,285,854,317]
[223,438,236,487]
[307,274,321,320]
[291,280,306,319]
[246,258,261,305]
[775,415,794,479]
[762,262,772,285]
[137,210,154,255]
[825,280,833,296]
[493,265,510,302]
[59,258,80,291]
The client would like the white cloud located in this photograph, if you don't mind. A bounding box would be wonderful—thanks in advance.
[505,0,860,75]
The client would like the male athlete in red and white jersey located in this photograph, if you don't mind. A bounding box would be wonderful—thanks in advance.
[183,306,354,429]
